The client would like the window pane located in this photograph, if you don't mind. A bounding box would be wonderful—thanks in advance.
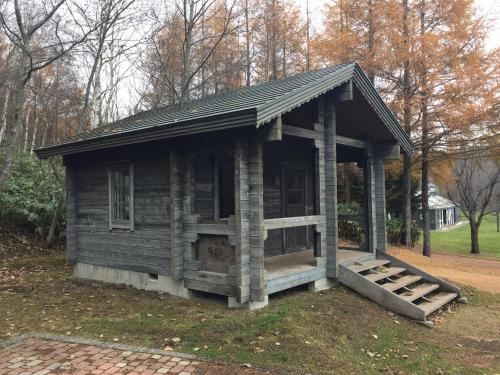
[219,159,235,218]
[110,165,131,223]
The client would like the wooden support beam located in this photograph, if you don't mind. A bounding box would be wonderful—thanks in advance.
[336,135,368,149]
[282,123,367,151]
[373,141,400,160]
[337,80,354,102]
[234,140,251,303]
[263,115,282,141]
[170,149,184,280]
[282,124,321,140]
[248,138,265,302]
[65,161,78,264]
[324,94,338,277]
[374,156,387,252]
[263,215,325,230]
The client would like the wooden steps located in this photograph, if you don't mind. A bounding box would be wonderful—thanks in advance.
[348,259,390,273]
[365,267,406,282]
[419,292,458,315]
[400,283,440,302]
[338,252,461,324]
[382,275,422,291]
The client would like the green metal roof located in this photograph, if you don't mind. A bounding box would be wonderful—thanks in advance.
[35,62,413,158]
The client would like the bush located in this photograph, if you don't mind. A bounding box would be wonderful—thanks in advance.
[386,218,421,247]
[0,152,65,235]
[338,202,365,243]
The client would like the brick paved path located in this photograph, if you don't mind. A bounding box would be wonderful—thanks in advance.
[0,336,266,375]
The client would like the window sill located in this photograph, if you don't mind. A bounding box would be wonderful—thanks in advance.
[110,223,134,232]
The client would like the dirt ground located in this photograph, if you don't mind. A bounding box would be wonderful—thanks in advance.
[388,246,500,293]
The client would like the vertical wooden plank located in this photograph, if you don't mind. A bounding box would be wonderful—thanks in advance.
[234,140,251,303]
[130,163,135,232]
[374,155,387,252]
[324,94,338,277]
[248,137,265,301]
[170,149,184,279]
[183,154,196,263]
[65,160,78,264]
[314,97,326,258]
[365,151,377,253]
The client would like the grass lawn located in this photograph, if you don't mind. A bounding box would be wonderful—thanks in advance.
[1,253,499,374]
[430,214,500,258]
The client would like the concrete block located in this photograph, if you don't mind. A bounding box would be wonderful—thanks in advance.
[227,295,269,310]
[308,278,335,292]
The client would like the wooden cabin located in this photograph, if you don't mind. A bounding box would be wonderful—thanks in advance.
[36,63,460,318]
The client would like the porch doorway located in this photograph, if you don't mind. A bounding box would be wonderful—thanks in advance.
[283,167,308,252]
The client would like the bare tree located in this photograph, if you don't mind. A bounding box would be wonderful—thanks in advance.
[75,0,141,130]
[446,157,500,254]
[0,0,103,191]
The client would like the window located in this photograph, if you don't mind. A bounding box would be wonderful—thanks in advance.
[217,159,235,219]
[194,157,234,220]
[108,162,134,230]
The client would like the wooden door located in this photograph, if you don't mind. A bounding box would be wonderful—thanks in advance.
[283,168,308,252]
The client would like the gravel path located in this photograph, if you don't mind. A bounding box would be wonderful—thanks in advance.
[389,246,500,293]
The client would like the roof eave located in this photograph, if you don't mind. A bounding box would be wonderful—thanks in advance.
[35,108,257,159]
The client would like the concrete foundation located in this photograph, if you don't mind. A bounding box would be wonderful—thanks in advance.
[308,278,335,292]
[227,295,269,310]
[74,263,191,299]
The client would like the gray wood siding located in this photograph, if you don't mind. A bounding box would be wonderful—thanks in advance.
[73,151,171,275]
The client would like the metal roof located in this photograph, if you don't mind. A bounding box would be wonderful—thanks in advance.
[35,62,414,158]
[429,194,456,209]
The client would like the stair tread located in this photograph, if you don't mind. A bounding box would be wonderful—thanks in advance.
[382,275,423,291]
[348,259,391,273]
[365,267,406,282]
[399,283,440,302]
[419,292,458,315]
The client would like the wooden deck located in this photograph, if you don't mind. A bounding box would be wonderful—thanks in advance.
[263,249,374,295]
[264,250,325,294]
[338,249,375,265]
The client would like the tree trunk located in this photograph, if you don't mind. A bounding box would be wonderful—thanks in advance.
[402,152,412,245]
[367,0,375,83]
[469,220,480,254]
[46,197,62,248]
[245,0,251,86]
[0,67,27,191]
[420,0,431,257]
[401,0,412,247]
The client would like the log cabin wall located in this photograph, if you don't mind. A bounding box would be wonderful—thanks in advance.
[65,142,172,276]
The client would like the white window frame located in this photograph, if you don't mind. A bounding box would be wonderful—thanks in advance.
[107,161,134,231]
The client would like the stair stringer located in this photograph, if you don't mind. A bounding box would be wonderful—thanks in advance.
[376,251,461,297]
[338,265,427,322]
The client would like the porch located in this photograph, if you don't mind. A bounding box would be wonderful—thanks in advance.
[264,249,375,295]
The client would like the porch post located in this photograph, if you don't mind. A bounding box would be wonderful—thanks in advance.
[374,155,387,252]
[314,98,327,259]
[364,150,377,253]
[324,94,338,277]
[248,137,266,303]
[234,139,251,304]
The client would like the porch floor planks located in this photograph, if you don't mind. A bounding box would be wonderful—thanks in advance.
[264,249,316,280]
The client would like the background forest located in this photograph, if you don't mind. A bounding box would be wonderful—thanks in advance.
[0,0,498,251]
